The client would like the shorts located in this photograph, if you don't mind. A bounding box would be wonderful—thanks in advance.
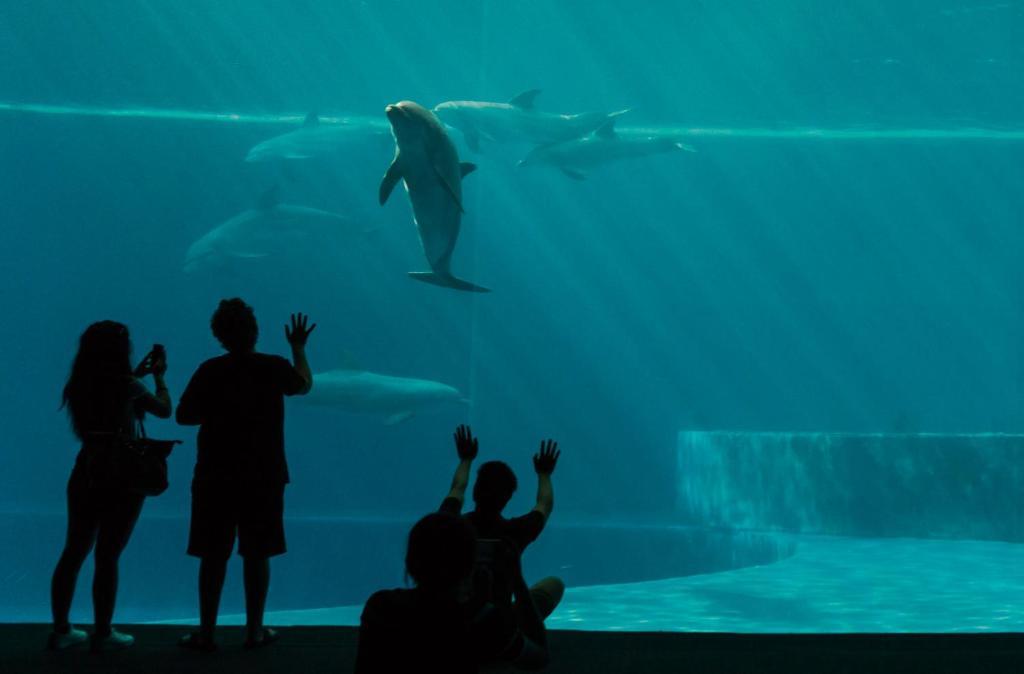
[187,479,286,559]
[66,465,146,557]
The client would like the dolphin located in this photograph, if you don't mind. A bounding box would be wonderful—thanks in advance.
[245,112,389,162]
[183,187,352,273]
[302,367,468,425]
[517,116,696,180]
[434,90,629,152]
[379,100,489,292]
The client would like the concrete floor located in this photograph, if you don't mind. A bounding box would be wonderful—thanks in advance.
[1,624,1021,674]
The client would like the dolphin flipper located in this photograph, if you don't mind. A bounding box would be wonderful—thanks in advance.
[379,156,403,205]
[561,168,587,181]
[460,162,477,178]
[408,272,490,293]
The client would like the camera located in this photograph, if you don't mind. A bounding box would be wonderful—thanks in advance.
[135,344,166,376]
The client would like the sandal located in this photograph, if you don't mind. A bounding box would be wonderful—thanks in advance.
[243,628,279,650]
[178,631,217,653]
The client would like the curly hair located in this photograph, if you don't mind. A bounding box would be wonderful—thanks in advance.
[211,298,258,353]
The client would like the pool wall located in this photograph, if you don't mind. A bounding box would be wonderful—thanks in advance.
[677,431,1024,541]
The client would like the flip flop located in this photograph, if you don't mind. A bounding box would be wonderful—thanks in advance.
[243,627,279,650]
[178,631,217,653]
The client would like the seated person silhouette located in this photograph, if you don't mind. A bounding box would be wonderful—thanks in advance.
[356,512,549,673]
[175,300,315,651]
[355,513,478,673]
[441,425,563,666]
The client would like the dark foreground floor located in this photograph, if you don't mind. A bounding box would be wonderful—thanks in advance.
[0,624,1021,674]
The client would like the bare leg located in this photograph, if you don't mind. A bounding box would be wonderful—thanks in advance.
[198,557,228,642]
[92,493,143,636]
[243,557,270,642]
[51,484,98,632]
[529,576,565,621]
[91,555,118,637]
[51,534,96,631]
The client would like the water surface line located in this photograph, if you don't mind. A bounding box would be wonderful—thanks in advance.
[3,101,1024,141]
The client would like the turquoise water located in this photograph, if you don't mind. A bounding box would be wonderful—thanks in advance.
[1,1,1022,631]
[188,536,1024,632]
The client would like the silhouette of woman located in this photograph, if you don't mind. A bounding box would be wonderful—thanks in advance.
[48,321,172,651]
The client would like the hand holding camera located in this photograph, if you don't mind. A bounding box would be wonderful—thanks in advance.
[135,344,167,378]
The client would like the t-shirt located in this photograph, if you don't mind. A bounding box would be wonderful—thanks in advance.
[439,497,546,606]
[176,352,305,483]
[439,497,546,554]
[354,588,477,674]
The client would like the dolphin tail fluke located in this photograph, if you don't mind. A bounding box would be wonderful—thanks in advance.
[408,272,491,293]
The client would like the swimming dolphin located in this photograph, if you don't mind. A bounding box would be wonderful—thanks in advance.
[302,367,468,425]
[245,112,389,162]
[379,100,489,292]
[434,90,629,152]
[183,187,352,273]
[517,117,696,180]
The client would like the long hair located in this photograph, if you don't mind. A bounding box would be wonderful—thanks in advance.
[62,321,133,439]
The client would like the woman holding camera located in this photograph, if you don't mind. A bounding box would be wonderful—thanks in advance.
[49,321,172,651]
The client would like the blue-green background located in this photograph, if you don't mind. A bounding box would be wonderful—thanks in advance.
[0,0,1021,625]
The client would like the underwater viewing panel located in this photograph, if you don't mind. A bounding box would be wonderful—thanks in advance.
[1,0,1024,635]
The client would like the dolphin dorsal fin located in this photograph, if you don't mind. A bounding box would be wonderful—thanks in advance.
[508,89,542,110]
[303,112,320,128]
[595,117,618,139]
[257,185,280,211]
